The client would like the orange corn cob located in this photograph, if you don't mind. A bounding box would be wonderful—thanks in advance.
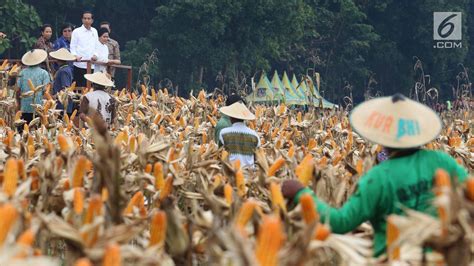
[356,159,363,175]
[159,174,173,200]
[267,157,285,176]
[3,158,18,197]
[295,154,314,186]
[235,200,257,229]
[255,216,284,266]
[145,164,152,174]
[153,162,165,191]
[0,118,6,127]
[207,115,216,127]
[17,159,26,180]
[270,182,286,212]
[102,243,121,266]
[308,138,317,150]
[0,204,18,244]
[221,150,229,161]
[72,156,87,188]
[14,111,22,121]
[297,112,302,123]
[434,169,451,195]
[129,135,136,153]
[102,187,109,202]
[235,170,246,197]
[17,228,34,246]
[282,117,289,128]
[0,59,7,69]
[73,188,84,215]
[212,174,222,188]
[465,178,474,201]
[57,134,70,153]
[271,128,279,139]
[314,224,331,241]
[299,194,318,224]
[84,195,102,224]
[149,211,167,247]
[27,79,35,91]
[74,258,92,266]
[224,184,233,205]
[233,159,241,170]
[202,132,207,144]
[386,217,400,260]
[288,145,295,158]
[114,131,126,145]
[69,109,77,121]
[153,113,162,125]
[123,191,145,215]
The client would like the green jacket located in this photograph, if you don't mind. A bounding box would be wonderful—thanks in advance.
[294,150,468,256]
[214,115,232,146]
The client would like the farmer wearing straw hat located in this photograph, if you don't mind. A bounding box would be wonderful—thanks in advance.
[17,49,51,125]
[78,72,116,126]
[49,48,75,115]
[282,94,468,257]
[215,93,245,146]
[219,102,260,168]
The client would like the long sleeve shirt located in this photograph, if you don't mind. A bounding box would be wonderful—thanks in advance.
[293,150,468,257]
[70,25,98,69]
[93,41,109,73]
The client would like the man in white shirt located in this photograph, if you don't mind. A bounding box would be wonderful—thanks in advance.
[70,11,98,87]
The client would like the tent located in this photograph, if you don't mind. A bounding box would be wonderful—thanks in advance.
[282,72,306,105]
[246,74,275,103]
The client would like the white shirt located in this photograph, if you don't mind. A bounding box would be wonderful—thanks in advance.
[93,41,109,73]
[85,90,114,124]
[219,122,260,168]
[70,25,98,69]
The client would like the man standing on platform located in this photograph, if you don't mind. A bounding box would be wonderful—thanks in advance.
[70,11,98,87]
[99,21,121,79]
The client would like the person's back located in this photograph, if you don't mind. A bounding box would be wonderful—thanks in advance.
[84,90,114,124]
[18,66,50,114]
[219,122,259,168]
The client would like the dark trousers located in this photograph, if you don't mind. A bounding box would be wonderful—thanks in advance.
[18,113,34,134]
[73,66,88,87]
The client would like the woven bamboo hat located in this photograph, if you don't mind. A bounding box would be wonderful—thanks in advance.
[84,72,115,87]
[49,48,76,61]
[349,94,441,148]
[21,49,47,66]
[219,102,256,120]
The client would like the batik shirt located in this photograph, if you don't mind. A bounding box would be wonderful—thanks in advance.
[18,66,51,113]
[84,90,115,124]
[219,122,260,167]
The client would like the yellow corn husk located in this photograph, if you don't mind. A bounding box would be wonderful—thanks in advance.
[159,174,173,200]
[198,90,206,103]
[255,216,284,266]
[235,169,246,197]
[14,111,22,121]
[224,184,233,205]
[73,188,84,215]
[235,200,257,229]
[207,115,216,127]
[114,131,127,145]
[0,203,18,245]
[0,59,8,70]
[123,191,145,215]
[300,194,318,224]
[149,211,167,247]
[212,174,222,188]
[434,169,451,195]
[129,135,136,153]
[125,112,132,126]
[70,109,78,121]
[17,159,26,180]
[386,216,400,260]
[3,158,18,197]
[221,150,229,161]
[193,117,200,129]
[267,157,285,177]
[151,89,157,101]
[103,243,121,266]
[297,112,302,123]
[17,228,35,246]
[295,154,314,186]
[72,156,87,188]
[275,138,283,149]
[153,162,164,191]
[27,79,35,91]
[74,258,92,266]
[202,132,208,144]
[57,134,70,153]
[314,223,331,241]
[270,182,286,212]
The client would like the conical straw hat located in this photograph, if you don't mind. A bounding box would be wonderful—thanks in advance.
[219,102,256,120]
[349,94,441,148]
[21,49,47,66]
[49,48,76,61]
[84,72,115,87]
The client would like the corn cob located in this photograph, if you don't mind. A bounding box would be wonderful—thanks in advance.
[465,178,474,201]
[0,203,18,244]
[224,184,233,205]
[434,169,451,195]
[57,134,70,153]
[72,156,87,188]
[270,182,286,212]
[17,159,26,180]
[235,169,246,197]
[16,228,34,246]
[314,224,331,241]
[295,154,314,186]
[123,191,145,215]
[3,158,18,197]
[74,258,92,266]
[297,112,302,123]
[149,211,167,247]
[267,157,285,177]
[102,243,121,266]
[159,174,174,200]
[255,216,284,266]
[207,115,216,127]
[235,200,257,229]
[84,194,102,224]
[386,216,400,260]
[153,162,165,191]
[356,159,363,175]
[299,194,318,224]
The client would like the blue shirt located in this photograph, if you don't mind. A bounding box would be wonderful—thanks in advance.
[18,66,51,113]
[53,36,70,50]
[53,64,73,113]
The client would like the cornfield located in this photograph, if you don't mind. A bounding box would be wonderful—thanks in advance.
[0,60,473,265]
